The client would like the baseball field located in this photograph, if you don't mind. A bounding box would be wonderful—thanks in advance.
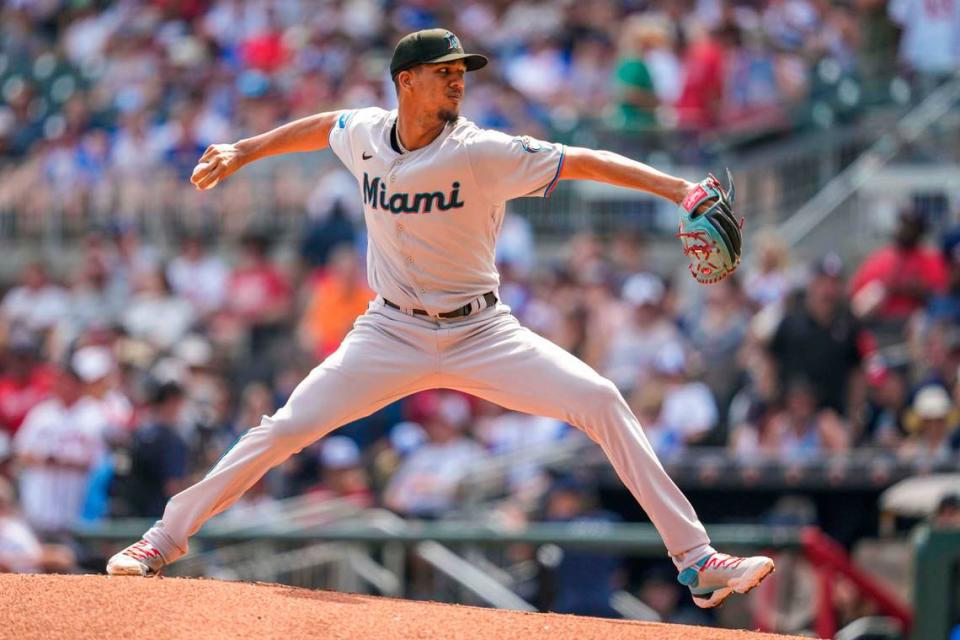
[0,574,805,640]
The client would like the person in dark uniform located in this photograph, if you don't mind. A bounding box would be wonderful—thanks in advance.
[127,382,189,518]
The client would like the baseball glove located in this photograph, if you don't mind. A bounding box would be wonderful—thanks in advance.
[676,169,743,284]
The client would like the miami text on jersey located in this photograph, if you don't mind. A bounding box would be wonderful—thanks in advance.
[362,172,465,214]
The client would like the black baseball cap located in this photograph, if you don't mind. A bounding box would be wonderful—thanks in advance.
[390,29,488,77]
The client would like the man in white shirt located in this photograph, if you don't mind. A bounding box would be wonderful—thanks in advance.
[13,366,108,539]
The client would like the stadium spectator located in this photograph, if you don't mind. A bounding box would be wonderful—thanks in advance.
[898,384,960,465]
[224,231,293,357]
[0,477,75,574]
[300,170,362,269]
[648,342,719,450]
[684,276,751,406]
[384,392,486,518]
[121,266,197,351]
[860,366,908,448]
[166,232,230,318]
[743,229,793,312]
[611,16,660,131]
[602,272,682,393]
[888,0,960,80]
[763,379,851,460]
[542,474,623,618]
[932,493,960,529]
[0,262,69,341]
[0,334,55,436]
[309,436,373,508]
[13,365,108,539]
[850,209,949,328]
[125,382,189,519]
[473,401,569,502]
[674,21,730,131]
[71,345,133,440]
[298,244,373,359]
[727,340,780,458]
[925,225,960,325]
[55,249,126,347]
[769,254,866,417]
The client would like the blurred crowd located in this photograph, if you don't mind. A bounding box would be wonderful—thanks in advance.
[2,0,955,212]
[0,201,959,571]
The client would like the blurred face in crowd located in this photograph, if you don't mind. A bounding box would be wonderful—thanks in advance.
[546,488,585,520]
[806,271,843,318]
[395,59,466,124]
[918,414,949,440]
[325,466,369,495]
[156,393,186,426]
[632,300,662,326]
[785,382,817,422]
[894,215,925,250]
[423,415,459,444]
[135,268,170,297]
[22,262,47,290]
[875,372,906,409]
[935,499,960,528]
[328,245,360,285]
[54,370,83,405]
[183,236,205,261]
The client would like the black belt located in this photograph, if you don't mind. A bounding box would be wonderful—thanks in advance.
[384,292,497,319]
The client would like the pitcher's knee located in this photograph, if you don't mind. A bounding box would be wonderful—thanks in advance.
[259,406,325,444]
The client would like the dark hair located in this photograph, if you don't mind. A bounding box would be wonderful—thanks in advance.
[150,381,185,406]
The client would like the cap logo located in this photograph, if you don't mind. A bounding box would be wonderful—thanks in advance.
[444,32,460,51]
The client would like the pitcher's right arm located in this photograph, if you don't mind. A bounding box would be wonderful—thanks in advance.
[191,110,345,190]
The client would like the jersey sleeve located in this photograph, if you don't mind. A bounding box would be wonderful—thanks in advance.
[328,110,360,175]
[466,129,565,202]
[328,107,386,176]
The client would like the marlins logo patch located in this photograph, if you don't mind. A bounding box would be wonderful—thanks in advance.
[444,32,461,51]
[518,136,542,153]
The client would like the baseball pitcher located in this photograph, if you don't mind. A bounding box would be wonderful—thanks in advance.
[108,29,770,609]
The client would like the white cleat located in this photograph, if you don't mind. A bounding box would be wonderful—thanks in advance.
[106,539,167,577]
[677,552,775,609]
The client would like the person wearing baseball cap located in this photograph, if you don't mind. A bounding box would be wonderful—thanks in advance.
[129,27,775,614]
[389,29,487,78]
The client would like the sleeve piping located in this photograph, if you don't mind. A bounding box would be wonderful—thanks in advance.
[543,145,565,198]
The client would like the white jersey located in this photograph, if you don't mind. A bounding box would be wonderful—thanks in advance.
[328,107,564,315]
[13,396,107,532]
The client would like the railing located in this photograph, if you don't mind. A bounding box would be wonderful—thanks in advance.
[81,516,926,635]
[773,73,960,260]
[0,114,901,254]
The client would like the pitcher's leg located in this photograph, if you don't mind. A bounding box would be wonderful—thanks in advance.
[143,313,437,564]
[446,313,711,564]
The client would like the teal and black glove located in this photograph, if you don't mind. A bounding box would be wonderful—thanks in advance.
[676,169,743,284]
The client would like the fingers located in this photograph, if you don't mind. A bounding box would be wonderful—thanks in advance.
[199,145,218,163]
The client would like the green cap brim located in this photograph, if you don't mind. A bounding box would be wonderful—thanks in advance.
[416,52,488,72]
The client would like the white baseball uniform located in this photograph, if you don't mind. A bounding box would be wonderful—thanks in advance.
[143,108,712,568]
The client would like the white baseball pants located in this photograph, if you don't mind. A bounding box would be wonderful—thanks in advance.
[144,299,712,567]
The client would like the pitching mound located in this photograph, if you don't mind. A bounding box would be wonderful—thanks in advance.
[0,574,803,639]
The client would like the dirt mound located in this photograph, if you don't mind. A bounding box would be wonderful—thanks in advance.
[0,574,804,639]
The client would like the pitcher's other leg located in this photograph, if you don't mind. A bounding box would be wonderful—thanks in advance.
[445,313,711,563]
[143,312,437,563]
